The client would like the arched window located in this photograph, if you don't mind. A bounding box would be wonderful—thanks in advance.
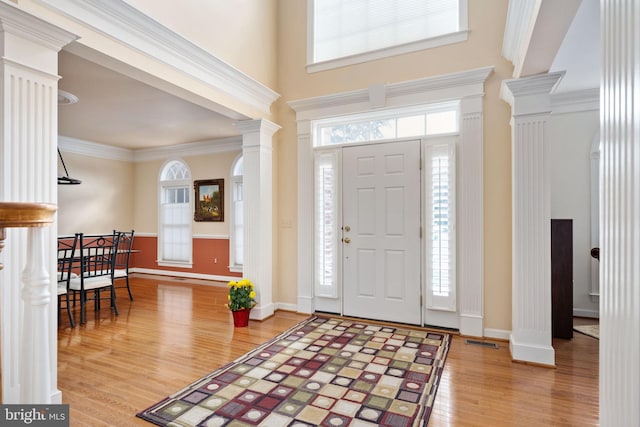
[158,159,192,266]
[229,155,243,271]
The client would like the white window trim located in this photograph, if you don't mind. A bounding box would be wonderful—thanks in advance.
[307,0,469,73]
[229,153,244,273]
[157,159,193,267]
[313,148,342,299]
[423,138,457,312]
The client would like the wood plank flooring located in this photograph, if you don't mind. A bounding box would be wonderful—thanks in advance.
[56,275,599,426]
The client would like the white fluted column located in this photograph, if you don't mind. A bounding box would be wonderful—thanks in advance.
[501,72,564,366]
[458,95,484,337]
[295,120,314,314]
[235,119,280,320]
[0,3,76,403]
[600,1,640,425]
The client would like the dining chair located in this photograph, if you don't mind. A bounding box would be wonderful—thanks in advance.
[113,229,135,300]
[69,232,120,324]
[57,234,78,328]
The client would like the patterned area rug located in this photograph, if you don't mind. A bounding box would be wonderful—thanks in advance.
[137,316,451,426]
[574,324,599,339]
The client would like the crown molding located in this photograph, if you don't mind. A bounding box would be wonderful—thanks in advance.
[58,135,242,162]
[0,1,78,52]
[35,0,279,114]
[58,136,134,161]
[501,0,542,76]
[289,66,494,120]
[551,87,599,114]
[132,137,242,162]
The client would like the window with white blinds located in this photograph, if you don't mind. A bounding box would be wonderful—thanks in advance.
[310,0,467,69]
[159,160,192,266]
[230,155,244,270]
[424,141,456,311]
[314,150,340,298]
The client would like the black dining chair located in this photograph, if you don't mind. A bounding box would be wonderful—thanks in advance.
[113,229,135,300]
[68,232,120,324]
[57,234,78,328]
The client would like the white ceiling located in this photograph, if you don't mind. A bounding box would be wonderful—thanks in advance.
[58,50,240,150]
[550,0,600,93]
[57,1,599,151]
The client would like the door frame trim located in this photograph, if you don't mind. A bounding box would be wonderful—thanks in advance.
[290,68,490,337]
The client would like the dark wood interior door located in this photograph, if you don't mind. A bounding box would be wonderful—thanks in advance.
[551,219,573,339]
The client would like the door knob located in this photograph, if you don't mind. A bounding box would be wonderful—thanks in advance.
[344,237,351,244]
[344,225,351,232]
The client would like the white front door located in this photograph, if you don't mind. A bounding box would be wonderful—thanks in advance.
[342,140,421,325]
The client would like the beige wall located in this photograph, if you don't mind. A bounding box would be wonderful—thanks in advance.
[125,0,278,89]
[57,152,134,235]
[274,0,514,330]
[133,151,241,236]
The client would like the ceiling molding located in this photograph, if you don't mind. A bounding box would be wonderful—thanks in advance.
[0,1,78,52]
[58,135,242,163]
[132,137,242,162]
[58,136,134,162]
[552,88,599,114]
[35,0,280,115]
[502,0,541,77]
[502,0,581,78]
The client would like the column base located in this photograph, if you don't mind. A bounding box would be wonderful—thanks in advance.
[459,313,483,337]
[509,333,555,366]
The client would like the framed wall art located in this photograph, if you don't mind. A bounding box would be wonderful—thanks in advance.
[194,179,224,222]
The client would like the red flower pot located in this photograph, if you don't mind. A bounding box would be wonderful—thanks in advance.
[232,309,251,327]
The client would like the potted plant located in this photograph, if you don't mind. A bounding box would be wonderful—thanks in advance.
[226,278,257,327]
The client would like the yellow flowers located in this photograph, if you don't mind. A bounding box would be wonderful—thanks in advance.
[226,278,257,311]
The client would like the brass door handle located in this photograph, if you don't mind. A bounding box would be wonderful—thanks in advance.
[344,237,351,244]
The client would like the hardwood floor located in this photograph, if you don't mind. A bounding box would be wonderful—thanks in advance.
[56,275,599,426]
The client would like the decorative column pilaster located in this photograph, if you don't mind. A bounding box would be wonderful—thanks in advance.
[235,119,280,320]
[501,72,564,366]
[600,1,640,425]
[295,120,314,314]
[458,95,484,337]
[0,3,77,403]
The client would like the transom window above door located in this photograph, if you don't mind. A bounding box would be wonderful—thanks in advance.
[313,102,459,147]
[308,0,468,72]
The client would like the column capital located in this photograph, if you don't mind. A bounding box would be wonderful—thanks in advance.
[500,72,565,116]
[234,119,281,137]
[0,2,77,53]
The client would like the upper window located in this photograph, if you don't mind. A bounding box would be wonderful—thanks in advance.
[309,0,468,71]
[158,160,192,267]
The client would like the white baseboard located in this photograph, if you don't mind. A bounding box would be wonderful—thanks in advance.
[275,302,298,312]
[484,328,511,341]
[573,308,599,318]
[251,303,275,320]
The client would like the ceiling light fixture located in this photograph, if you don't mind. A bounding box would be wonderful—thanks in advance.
[57,89,79,105]
[57,148,81,185]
